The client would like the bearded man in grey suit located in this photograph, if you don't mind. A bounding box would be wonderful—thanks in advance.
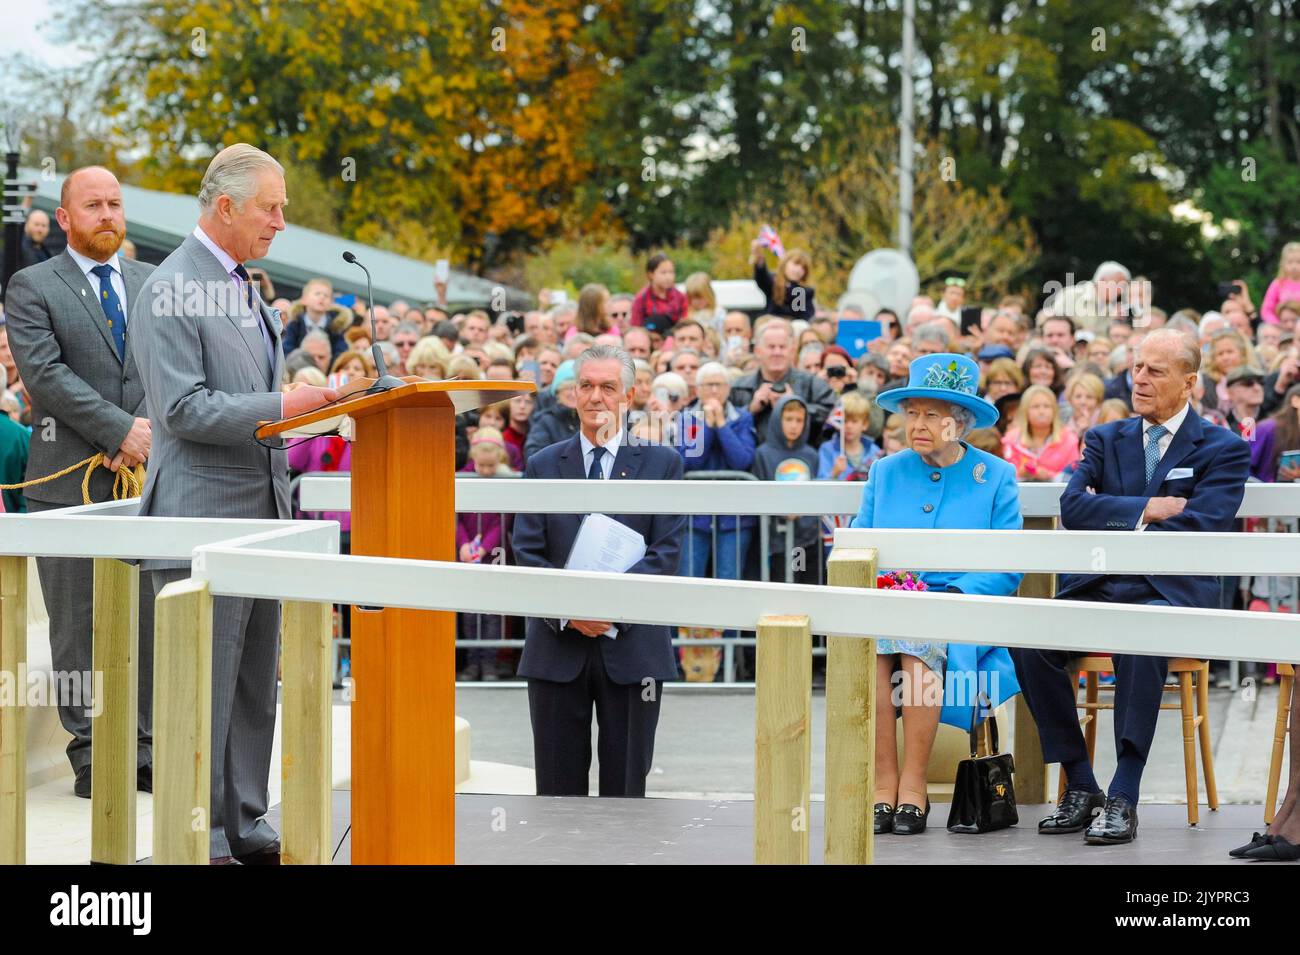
[131,144,337,864]
[4,166,157,798]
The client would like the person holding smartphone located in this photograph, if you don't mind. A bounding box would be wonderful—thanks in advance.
[1248,382,1300,482]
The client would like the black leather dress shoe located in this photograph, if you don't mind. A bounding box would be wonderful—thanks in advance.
[73,766,91,799]
[1243,835,1300,861]
[893,799,931,835]
[1085,795,1139,845]
[137,764,152,793]
[1038,788,1104,834]
[873,803,895,835]
[1228,832,1271,858]
[235,841,281,865]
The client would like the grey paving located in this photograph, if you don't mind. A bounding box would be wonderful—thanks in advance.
[448,682,1275,802]
[291,791,1277,865]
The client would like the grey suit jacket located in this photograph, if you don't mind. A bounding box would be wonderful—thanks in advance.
[4,250,154,505]
[130,233,290,570]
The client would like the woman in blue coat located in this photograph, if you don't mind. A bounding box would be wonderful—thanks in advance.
[852,353,1023,835]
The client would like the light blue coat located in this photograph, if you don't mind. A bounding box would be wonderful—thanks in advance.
[850,443,1023,596]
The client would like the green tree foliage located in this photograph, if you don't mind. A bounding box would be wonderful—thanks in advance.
[30,0,1298,308]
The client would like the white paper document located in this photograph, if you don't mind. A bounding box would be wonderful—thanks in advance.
[561,513,647,639]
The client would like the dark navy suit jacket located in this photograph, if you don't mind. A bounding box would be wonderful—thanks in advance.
[1057,409,1249,608]
[511,434,685,684]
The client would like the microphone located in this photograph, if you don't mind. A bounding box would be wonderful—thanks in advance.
[342,250,405,392]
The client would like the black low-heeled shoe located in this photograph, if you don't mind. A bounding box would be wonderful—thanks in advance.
[873,803,895,835]
[1243,836,1300,861]
[1228,832,1272,858]
[893,799,931,835]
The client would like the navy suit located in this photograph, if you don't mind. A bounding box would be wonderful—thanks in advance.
[511,434,685,796]
[1012,410,1249,792]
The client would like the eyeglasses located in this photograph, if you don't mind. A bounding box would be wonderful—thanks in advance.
[944,277,967,288]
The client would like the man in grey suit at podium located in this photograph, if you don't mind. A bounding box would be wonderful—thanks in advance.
[131,144,336,864]
[4,166,156,797]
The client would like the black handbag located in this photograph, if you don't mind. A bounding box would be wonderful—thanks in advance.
[945,699,1018,833]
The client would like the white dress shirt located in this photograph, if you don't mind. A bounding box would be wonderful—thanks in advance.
[1141,401,1189,464]
[565,428,625,638]
[66,246,127,326]
[1135,401,1191,531]
[579,428,622,480]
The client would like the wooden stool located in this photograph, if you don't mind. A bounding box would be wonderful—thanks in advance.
[1265,664,1295,825]
[1057,656,1217,826]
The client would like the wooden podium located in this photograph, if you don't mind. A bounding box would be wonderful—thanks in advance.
[257,378,535,864]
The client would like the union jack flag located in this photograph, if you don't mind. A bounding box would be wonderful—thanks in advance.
[825,403,844,434]
[758,224,786,259]
[822,512,853,548]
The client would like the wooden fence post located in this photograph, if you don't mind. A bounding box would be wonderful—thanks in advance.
[824,547,878,865]
[754,614,812,864]
[152,578,212,865]
[281,600,333,865]
[90,558,139,865]
[0,556,27,865]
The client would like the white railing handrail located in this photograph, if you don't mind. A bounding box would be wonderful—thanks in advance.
[4,504,1295,660]
[833,528,1300,576]
[1,506,1295,576]
[1,503,339,561]
[297,475,1300,519]
[187,545,1298,662]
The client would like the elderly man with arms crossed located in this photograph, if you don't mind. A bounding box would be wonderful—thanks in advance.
[1012,328,1250,847]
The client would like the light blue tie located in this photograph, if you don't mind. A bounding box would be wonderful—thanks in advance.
[1144,424,1168,483]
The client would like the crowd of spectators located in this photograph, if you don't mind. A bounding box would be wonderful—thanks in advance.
[254,244,1300,680]
[9,240,1280,675]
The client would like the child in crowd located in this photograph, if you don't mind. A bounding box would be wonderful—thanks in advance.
[1097,398,1132,425]
[631,253,687,329]
[1262,242,1300,326]
[753,395,821,583]
[475,401,524,471]
[817,391,881,481]
[751,242,816,321]
[456,427,518,680]
[880,413,907,455]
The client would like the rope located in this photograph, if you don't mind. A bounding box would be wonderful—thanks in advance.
[0,454,145,505]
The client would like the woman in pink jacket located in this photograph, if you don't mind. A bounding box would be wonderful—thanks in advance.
[1001,384,1081,481]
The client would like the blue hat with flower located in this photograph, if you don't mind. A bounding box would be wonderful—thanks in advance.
[875,352,999,429]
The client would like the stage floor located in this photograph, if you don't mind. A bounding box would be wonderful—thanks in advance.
[268,791,1272,865]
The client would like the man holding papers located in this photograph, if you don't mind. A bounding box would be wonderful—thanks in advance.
[512,344,685,797]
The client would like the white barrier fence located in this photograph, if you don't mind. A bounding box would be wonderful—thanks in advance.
[187,542,1299,662]
[299,475,1300,518]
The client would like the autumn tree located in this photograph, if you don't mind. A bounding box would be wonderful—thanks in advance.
[58,0,617,265]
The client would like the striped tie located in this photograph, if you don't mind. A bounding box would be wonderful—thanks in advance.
[1144,424,1168,483]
